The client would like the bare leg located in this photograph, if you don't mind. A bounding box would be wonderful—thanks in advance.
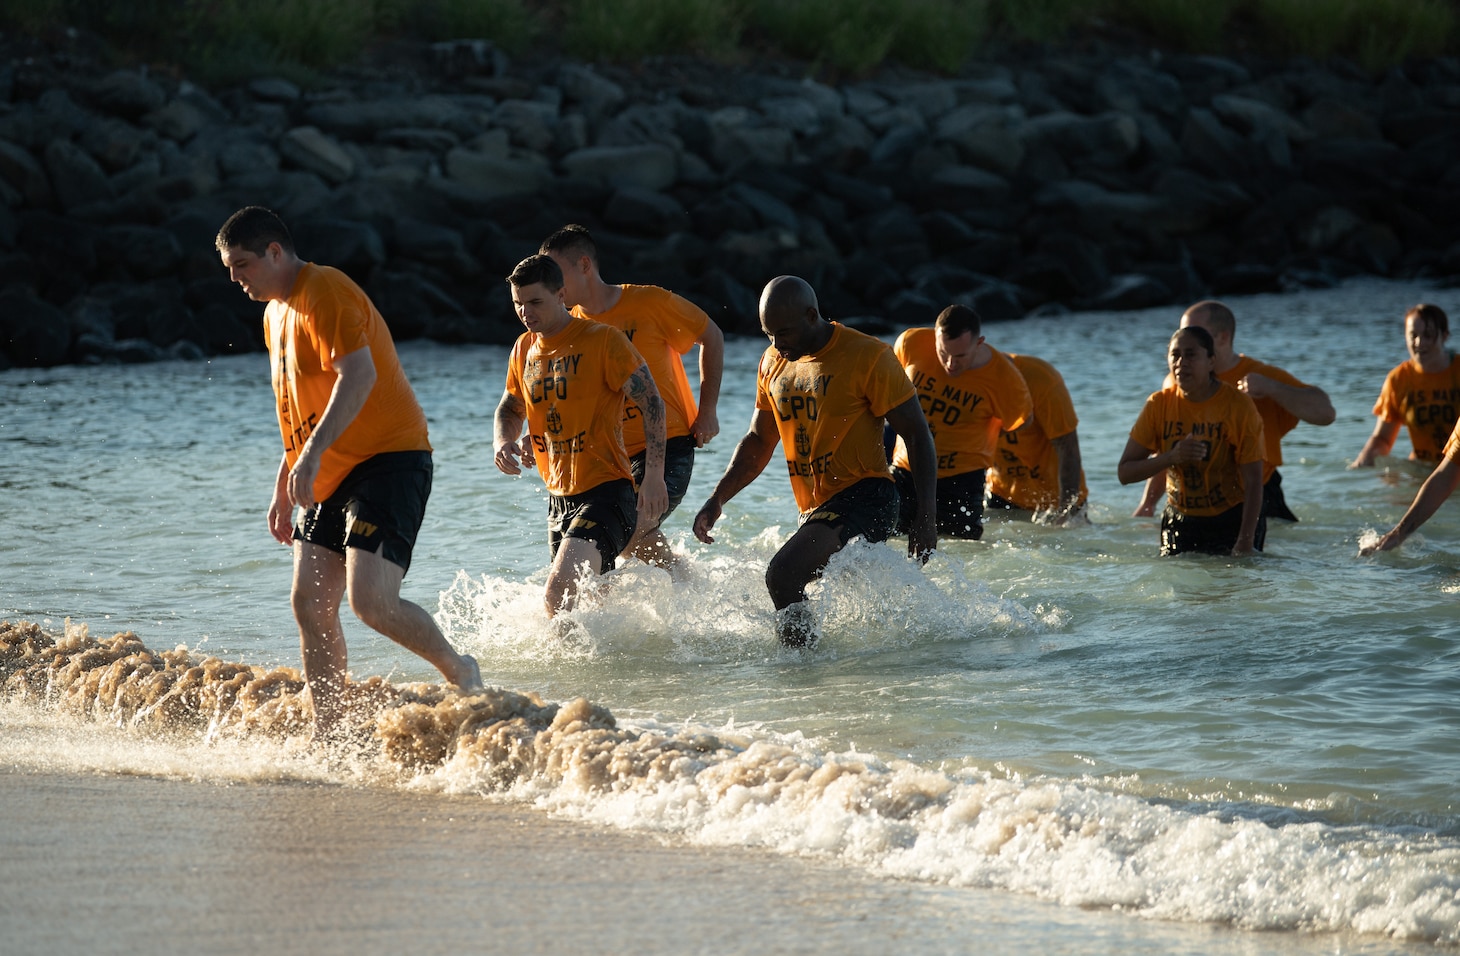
[545,537,602,617]
[291,542,350,735]
[621,524,680,573]
[764,522,848,647]
[345,546,482,692]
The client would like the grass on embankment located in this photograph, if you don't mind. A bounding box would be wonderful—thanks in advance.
[1,0,1456,84]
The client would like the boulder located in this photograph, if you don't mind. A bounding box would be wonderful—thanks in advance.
[559,143,678,191]
[0,287,71,366]
[43,139,114,211]
[279,126,355,184]
[602,186,692,237]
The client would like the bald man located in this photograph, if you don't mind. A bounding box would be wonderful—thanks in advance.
[1135,300,1335,522]
[693,276,937,647]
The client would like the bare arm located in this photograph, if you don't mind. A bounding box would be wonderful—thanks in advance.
[493,390,529,475]
[692,407,780,544]
[267,454,293,545]
[1240,374,1335,426]
[1133,474,1165,517]
[1352,419,1401,468]
[1118,433,1207,485]
[690,320,724,447]
[624,363,668,523]
[1050,430,1084,523]
[885,395,937,561]
[1361,454,1460,554]
[288,346,377,509]
[1232,459,1264,556]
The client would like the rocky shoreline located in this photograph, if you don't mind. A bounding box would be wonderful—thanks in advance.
[1,32,1458,368]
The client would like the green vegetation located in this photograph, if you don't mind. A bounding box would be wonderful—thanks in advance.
[1,0,1454,83]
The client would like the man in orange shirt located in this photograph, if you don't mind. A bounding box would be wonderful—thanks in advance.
[216,206,482,739]
[986,353,1088,525]
[892,305,1032,539]
[693,276,937,647]
[494,255,668,617]
[540,225,724,570]
[1135,300,1334,521]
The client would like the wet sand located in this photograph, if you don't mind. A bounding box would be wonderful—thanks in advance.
[0,768,1417,956]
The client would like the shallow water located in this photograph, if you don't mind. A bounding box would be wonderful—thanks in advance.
[2,277,1458,947]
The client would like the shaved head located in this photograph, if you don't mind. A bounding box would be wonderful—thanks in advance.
[760,275,819,322]
[1181,300,1236,342]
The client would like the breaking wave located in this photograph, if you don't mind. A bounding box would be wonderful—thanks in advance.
[2,617,1457,947]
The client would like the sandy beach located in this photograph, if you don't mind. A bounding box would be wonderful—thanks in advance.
[1,766,1419,956]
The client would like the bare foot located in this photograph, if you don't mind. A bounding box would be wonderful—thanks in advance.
[455,654,484,695]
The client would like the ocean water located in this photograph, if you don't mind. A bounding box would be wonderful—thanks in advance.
[3,277,1458,950]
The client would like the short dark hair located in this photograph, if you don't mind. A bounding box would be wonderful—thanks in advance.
[216,206,294,256]
[1173,325,1215,357]
[934,304,981,340]
[1408,303,1449,337]
[508,254,564,291]
[540,223,598,264]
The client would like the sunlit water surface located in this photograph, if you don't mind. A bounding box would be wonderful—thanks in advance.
[3,278,1458,947]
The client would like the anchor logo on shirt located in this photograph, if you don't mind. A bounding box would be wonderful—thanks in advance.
[547,405,563,435]
[795,424,811,458]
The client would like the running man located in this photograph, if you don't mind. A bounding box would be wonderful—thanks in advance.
[216,205,482,738]
[986,352,1088,525]
[1136,300,1334,521]
[892,305,1032,539]
[494,254,667,617]
[692,276,937,647]
[540,224,724,570]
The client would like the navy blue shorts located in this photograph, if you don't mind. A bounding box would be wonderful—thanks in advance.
[630,434,695,524]
[547,478,637,573]
[1160,503,1267,556]
[294,451,432,575]
[894,466,986,539]
[800,477,898,546]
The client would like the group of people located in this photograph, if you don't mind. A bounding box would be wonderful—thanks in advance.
[215,204,1455,737]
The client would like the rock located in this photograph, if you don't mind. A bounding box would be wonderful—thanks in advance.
[0,140,52,207]
[559,143,678,191]
[603,186,691,237]
[248,77,301,103]
[280,126,355,184]
[1019,110,1141,168]
[559,64,627,118]
[142,98,214,143]
[290,218,387,276]
[43,138,114,211]
[0,287,71,366]
[98,224,184,280]
[1088,273,1174,311]
[444,147,553,198]
[88,69,167,118]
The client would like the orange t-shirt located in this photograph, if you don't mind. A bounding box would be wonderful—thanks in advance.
[1221,355,1306,480]
[505,317,644,497]
[1129,383,1266,517]
[988,353,1088,511]
[573,284,709,455]
[265,263,430,502]
[891,329,1031,477]
[755,323,913,514]
[1372,355,1460,463]
[1443,418,1460,461]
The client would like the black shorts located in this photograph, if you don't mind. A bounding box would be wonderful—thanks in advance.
[1263,469,1298,522]
[629,434,695,525]
[893,466,985,539]
[1160,503,1267,556]
[800,477,898,547]
[294,450,433,575]
[547,478,637,573]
